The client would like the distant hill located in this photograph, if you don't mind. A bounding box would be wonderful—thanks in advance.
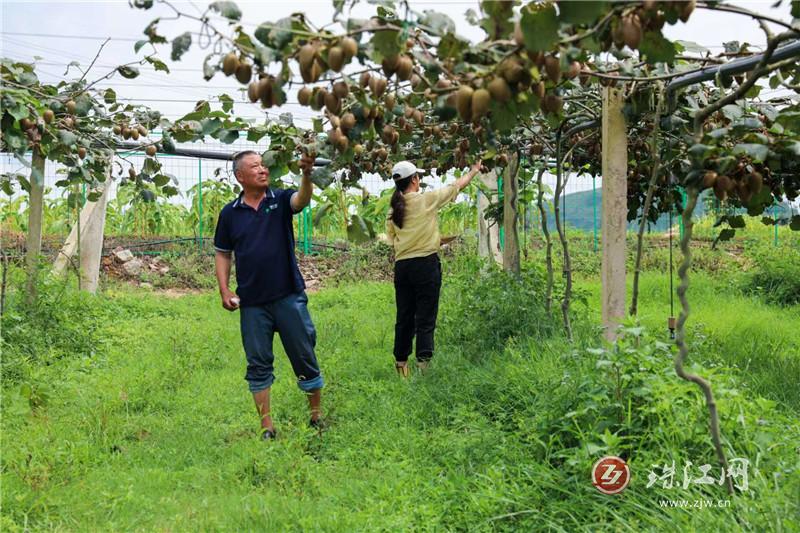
[535,189,795,234]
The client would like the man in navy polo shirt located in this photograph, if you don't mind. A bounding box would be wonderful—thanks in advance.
[214,150,322,440]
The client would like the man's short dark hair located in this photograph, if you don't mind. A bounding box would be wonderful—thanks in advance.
[232,150,260,177]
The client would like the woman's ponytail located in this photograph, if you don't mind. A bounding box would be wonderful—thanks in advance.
[390,175,413,229]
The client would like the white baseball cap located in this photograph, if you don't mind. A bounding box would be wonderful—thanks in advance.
[391,161,420,181]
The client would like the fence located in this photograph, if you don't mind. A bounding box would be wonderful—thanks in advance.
[2,138,796,255]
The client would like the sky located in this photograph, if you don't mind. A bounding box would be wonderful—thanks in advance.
[1,0,794,126]
[0,0,796,200]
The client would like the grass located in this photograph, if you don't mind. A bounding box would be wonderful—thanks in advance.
[2,248,799,531]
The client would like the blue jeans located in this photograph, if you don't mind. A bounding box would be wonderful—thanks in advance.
[239,291,324,393]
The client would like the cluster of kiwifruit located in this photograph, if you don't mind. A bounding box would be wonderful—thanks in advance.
[221,52,253,85]
[296,36,359,83]
[246,75,286,109]
[700,162,765,205]
[602,0,695,52]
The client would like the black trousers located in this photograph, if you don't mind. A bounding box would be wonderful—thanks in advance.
[393,253,442,362]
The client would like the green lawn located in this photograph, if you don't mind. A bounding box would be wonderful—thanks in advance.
[2,274,799,531]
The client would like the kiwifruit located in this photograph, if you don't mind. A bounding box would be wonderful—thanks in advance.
[737,181,753,204]
[341,37,358,60]
[353,143,365,156]
[363,161,373,171]
[382,56,399,77]
[487,77,512,103]
[77,146,87,159]
[544,55,561,83]
[713,179,727,201]
[313,88,327,110]
[381,124,395,144]
[413,110,424,125]
[404,105,415,119]
[423,126,432,137]
[679,0,695,22]
[702,170,718,189]
[329,127,342,144]
[376,147,388,160]
[20,118,33,130]
[324,92,341,114]
[498,153,509,166]
[513,21,524,46]
[43,109,55,124]
[410,74,422,89]
[297,86,312,106]
[122,127,132,140]
[643,0,657,11]
[360,72,371,88]
[145,145,157,157]
[500,58,524,84]
[258,77,273,107]
[298,44,316,73]
[112,124,122,135]
[333,80,349,99]
[529,143,543,156]
[384,93,396,110]
[235,62,252,84]
[328,46,345,72]
[340,112,356,131]
[335,134,349,152]
[128,167,136,179]
[533,81,546,100]
[396,55,413,81]
[471,88,490,121]
[398,116,408,129]
[432,125,442,137]
[455,85,474,121]
[310,59,324,83]
[403,122,413,134]
[66,100,77,114]
[370,76,388,98]
[529,51,546,67]
[222,52,239,76]
[747,171,763,194]
[621,15,643,49]
[248,82,259,103]
[542,93,563,114]
[391,131,399,145]
[137,125,147,137]
[131,128,140,140]
[566,61,581,80]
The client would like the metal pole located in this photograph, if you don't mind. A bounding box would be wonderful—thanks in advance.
[498,175,504,250]
[198,159,203,251]
[592,176,598,252]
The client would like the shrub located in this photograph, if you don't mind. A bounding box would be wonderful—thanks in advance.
[438,255,561,357]
[743,246,800,306]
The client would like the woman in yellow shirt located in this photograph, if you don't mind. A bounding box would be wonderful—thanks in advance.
[386,160,483,377]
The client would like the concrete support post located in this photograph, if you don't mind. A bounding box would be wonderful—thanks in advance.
[601,87,628,342]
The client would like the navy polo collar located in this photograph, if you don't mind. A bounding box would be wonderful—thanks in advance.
[234,188,275,210]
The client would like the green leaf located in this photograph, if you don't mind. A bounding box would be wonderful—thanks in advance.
[310,165,334,189]
[218,93,234,113]
[161,185,179,196]
[171,32,192,61]
[216,129,240,144]
[58,130,77,147]
[202,54,216,81]
[733,143,769,163]
[790,215,800,231]
[103,88,116,104]
[792,0,800,18]
[347,214,373,243]
[254,17,293,49]
[418,10,455,35]
[153,174,170,187]
[371,30,402,62]
[134,39,149,53]
[721,104,743,121]
[714,228,736,245]
[728,215,746,229]
[557,1,607,25]
[210,1,242,21]
[437,32,466,60]
[145,56,170,73]
[520,2,559,52]
[639,31,676,64]
[117,65,140,79]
